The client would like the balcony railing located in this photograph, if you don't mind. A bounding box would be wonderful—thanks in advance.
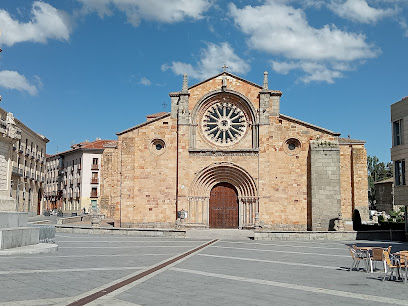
[91,178,98,184]
[90,191,98,198]
[19,145,24,153]
[12,166,19,176]
[25,148,30,156]
[91,164,99,170]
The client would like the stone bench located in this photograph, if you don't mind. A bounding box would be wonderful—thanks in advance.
[0,227,40,249]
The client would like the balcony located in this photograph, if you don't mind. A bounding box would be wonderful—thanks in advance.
[0,119,7,134]
[90,191,98,198]
[19,145,24,153]
[91,178,98,184]
[12,166,20,176]
[91,164,99,170]
[25,148,30,156]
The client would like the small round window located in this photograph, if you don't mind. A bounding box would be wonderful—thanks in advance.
[284,138,301,155]
[150,139,166,155]
[156,143,163,150]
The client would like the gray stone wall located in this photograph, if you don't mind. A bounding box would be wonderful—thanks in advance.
[310,140,341,231]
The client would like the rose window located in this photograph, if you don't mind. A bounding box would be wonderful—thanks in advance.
[202,102,247,145]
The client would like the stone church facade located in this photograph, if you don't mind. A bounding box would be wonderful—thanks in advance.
[101,72,368,231]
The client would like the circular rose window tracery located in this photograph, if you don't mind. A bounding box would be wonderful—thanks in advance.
[202,102,247,145]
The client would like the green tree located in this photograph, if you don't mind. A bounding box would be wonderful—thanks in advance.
[367,155,393,208]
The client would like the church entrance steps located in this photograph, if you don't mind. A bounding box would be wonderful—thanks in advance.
[185,229,255,240]
[55,225,186,238]
[254,230,406,241]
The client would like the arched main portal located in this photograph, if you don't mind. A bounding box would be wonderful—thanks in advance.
[188,162,258,228]
[209,182,238,228]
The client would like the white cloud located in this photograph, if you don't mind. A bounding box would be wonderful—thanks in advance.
[139,77,151,86]
[162,42,250,80]
[399,19,408,37]
[77,0,212,26]
[0,1,71,46]
[229,1,380,83]
[0,70,38,95]
[328,0,396,23]
[273,60,346,84]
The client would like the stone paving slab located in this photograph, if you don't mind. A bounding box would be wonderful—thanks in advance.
[0,243,58,255]
[1,233,408,305]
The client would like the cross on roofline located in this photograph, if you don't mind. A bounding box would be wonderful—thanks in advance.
[162,101,167,110]
[222,64,228,72]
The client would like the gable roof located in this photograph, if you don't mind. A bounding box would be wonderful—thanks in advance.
[146,112,168,121]
[49,139,117,157]
[338,137,366,145]
[279,113,340,136]
[189,72,263,91]
[117,112,170,136]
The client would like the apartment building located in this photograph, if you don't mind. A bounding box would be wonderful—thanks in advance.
[391,97,408,231]
[44,154,62,211]
[44,139,116,215]
[0,107,48,216]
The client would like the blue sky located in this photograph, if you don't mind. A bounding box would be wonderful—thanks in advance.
[0,0,407,162]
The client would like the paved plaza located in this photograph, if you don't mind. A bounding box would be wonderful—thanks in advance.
[2,232,408,305]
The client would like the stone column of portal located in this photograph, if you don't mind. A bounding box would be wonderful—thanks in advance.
[254,198,260,228]
[0,113,21,211]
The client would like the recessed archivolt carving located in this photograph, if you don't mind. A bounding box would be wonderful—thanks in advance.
[189,162,258,198]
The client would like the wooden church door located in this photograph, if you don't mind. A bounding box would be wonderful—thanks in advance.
[209,182,239,228]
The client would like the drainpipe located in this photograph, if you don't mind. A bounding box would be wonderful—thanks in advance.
[119,141,123,227]
[175,108,179,220]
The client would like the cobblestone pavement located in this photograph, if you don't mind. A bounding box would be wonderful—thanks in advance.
[2,233,408,305]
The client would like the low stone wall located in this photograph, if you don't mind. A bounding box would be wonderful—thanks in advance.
[56,215,92,225]
[0,212,28,228]
[56,225,186,238]
[0,227,40,249]
[254,230,406,241]
[28,224,56,242]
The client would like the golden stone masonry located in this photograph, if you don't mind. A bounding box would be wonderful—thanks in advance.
[100,71,368,231]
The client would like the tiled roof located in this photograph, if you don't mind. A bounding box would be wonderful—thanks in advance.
[279,114,340,136]
[56,139,117,156]
[117,112,170,136]
[338,137,366,144]
[374,177,394,184]
[146,112,168,121]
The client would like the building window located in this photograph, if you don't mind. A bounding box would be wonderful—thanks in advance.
[92,158,99,170]
[91,187,98,198]
[91,172,98,184]
[283,138,302,155]
[393,119,403,146]
[395,160,406,186]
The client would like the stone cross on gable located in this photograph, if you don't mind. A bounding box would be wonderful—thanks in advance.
[222,64,228,72]
[162,101,167,111]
